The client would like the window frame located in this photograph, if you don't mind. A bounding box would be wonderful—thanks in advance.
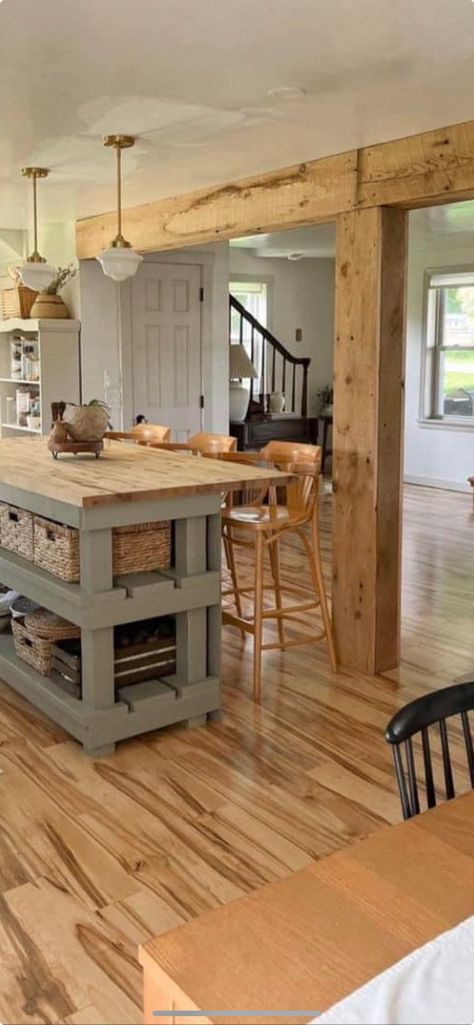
[421,266,474,429]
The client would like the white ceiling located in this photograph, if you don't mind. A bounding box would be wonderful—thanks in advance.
[231,225,336,259]
[2,0,474,230]
[230,203,474,259]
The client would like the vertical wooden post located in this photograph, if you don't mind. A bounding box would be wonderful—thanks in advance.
[333,206,407,674]
[301,358,310,418]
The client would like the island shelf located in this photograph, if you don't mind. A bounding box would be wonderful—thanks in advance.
[0,438,285,754]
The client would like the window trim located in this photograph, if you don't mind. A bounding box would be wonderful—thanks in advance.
[421,265,474,428]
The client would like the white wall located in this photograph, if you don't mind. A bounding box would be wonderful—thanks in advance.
[229,247,335,415]
[405,220,474,493]
[79,241,229,431]
[37,222,81,319]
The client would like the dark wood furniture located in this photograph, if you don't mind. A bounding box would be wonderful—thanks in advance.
[318,412,333,472]
[140,792,474,1025]
[229,295,316,448]
[385,680,474,819]
[230,415,318,451]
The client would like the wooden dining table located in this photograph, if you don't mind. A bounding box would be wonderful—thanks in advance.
[140,791,474,1025]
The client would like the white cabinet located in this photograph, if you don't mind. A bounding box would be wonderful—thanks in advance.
[0,319,81,437]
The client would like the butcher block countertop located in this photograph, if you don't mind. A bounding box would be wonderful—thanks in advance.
[0,437,288,509]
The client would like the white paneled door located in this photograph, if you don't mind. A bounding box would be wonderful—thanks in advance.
[131,262,202,440]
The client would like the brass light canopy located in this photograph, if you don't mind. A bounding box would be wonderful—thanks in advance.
[18,166,57,290]
[97,134,143,281]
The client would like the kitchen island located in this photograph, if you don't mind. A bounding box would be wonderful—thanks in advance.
[0,437,286,755]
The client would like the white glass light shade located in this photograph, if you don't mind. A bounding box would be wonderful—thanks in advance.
[96,247,143,282]
[17,261,56,291]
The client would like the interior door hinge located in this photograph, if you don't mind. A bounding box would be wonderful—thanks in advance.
[200,395,205,409]
[199,287,204,302]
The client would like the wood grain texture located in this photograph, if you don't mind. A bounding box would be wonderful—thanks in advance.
[0,437,289,509]
[358,119,474,209]
[333,206,407,674]
[0,484,472,1024]
[141,793,474,1025]
[76,151,357,258]
[76,118,474,259]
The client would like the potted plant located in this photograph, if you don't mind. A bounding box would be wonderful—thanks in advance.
[63,399,111,441]
[30,265,76,319]
[316,383,333,415]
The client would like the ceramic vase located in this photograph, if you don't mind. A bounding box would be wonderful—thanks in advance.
[269,392,285,413]
[30,292,69,319]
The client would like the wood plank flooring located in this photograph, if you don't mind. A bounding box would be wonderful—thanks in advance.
[0,483,472,1025]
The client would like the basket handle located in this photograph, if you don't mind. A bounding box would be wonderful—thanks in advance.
[8,510,19,523]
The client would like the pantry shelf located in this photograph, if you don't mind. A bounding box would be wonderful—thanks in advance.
[1,423,41,434]
[0,318,80,439]
[0,378,41,385]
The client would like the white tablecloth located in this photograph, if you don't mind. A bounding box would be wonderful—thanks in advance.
[312,914,474,1025]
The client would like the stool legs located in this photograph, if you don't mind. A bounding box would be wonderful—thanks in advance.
[223,533,245,639]
[269,537,286,649]
[307,519,337,673]
[253,532,265,703]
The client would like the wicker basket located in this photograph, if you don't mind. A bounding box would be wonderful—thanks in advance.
[34,517,80,583]
[2,286,37,320]
[0,503,34,561]
[32,516,171,581]
[113,521,171,576]
[12,611,80,677]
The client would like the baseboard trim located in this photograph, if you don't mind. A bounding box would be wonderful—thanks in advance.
[404,474,471,495]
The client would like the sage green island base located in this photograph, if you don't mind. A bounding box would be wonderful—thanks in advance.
[0,438,284,754]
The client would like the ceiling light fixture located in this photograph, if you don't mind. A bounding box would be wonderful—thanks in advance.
[288,252,304,261]
[97,135,143,282]
[267,86,306,101]
[17,168,57,291]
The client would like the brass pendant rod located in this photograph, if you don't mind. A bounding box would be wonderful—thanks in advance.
[32,171,38,255]
[116,142,122,239]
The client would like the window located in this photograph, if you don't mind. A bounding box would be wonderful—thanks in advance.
[229,280,268,396]
[424,270,474,423]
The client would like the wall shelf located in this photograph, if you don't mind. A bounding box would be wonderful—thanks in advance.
[1,423,41,434]
[0,319,80,438]
[0,378,40,385]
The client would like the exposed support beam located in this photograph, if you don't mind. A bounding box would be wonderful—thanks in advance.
[76,151,357,258]
[332,206,407,675]
[76,117,474,259]
[357,120,474,209]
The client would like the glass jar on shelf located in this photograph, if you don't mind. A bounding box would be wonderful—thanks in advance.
[10,339,22,380]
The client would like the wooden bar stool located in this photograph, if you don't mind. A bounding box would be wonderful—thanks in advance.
[105,424,171,445]
[221,440,336,702]
[148,433,237,456]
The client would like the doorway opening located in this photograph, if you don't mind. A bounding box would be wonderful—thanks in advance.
[401,200,474,679]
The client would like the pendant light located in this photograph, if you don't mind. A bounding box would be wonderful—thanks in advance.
[17,167,57,291]
[96,135,143,282]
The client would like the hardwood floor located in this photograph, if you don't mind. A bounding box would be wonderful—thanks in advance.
[0,484,472,1025]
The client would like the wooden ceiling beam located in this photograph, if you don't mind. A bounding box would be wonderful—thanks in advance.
[76,117,474,259]
[357,119,474,209]
[76,151,357,258]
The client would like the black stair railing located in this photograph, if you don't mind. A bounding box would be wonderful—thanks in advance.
[229,294,310,418]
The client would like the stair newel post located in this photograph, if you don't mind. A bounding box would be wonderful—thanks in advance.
[260,333,266,409]
[302,359,310,418]
[250,325,255,405]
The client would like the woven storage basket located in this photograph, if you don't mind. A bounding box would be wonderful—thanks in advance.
[12,610,80,677]
[112,521,171,576]
[2,286,37,320]
[33,517,80,583]
[0,503,34,561]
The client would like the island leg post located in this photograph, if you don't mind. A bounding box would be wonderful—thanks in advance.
[80,527,116,756]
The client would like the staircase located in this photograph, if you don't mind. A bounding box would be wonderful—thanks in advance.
[229,293,317,450]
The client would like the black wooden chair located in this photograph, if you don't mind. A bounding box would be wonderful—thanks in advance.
[385,681,474,819]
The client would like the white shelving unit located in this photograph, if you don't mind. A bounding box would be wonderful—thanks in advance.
[0,319,81,437]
